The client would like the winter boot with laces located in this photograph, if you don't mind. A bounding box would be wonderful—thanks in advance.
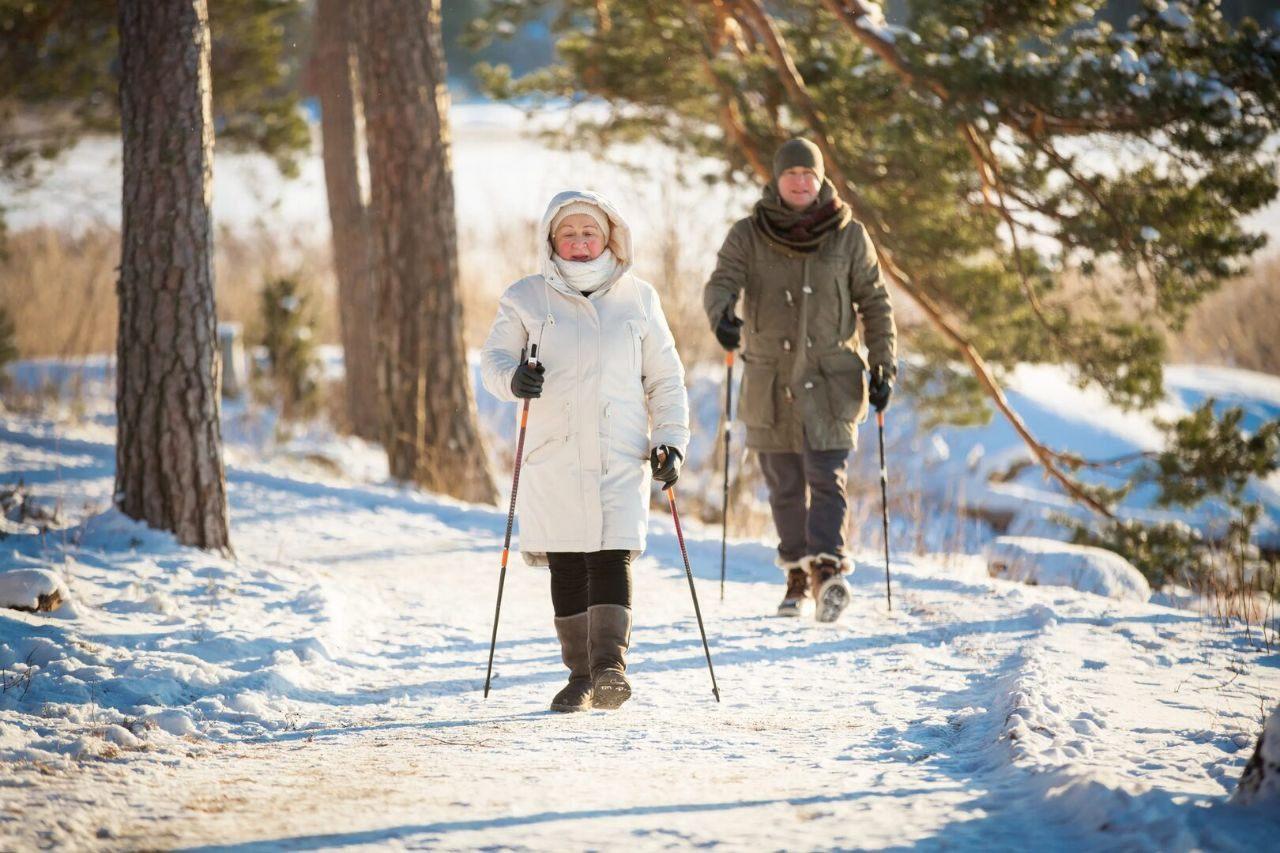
[809,556,852,623]
[549,612,593,712]
[588,604,632,710]
[776,564,810,617]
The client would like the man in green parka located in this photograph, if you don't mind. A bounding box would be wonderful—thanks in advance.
[704,138,897,621]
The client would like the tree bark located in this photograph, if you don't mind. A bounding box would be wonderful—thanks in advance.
[357,0,498,504]
[314,0,380,441]
[116,0,230,550]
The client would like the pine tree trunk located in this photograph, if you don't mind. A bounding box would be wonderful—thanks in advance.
[357,0,498,504]
[314,0,380,441]
[115,0,230,550]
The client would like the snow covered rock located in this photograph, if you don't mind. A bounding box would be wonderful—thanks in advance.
[0,569,69,613]
[984,537,1151,602]
[1232,705,1280,807]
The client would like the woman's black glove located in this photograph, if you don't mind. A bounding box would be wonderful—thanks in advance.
[714,308,744,351]
[649,445,683,490]
[510,361,545,399]
[868,365,894,412]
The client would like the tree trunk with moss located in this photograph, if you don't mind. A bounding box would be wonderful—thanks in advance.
[357,0,498,504]
[115,0,230,550]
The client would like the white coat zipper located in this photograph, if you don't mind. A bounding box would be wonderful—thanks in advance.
[601,402,613,475]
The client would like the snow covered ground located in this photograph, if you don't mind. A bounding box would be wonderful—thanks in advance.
[2,362,1278,849]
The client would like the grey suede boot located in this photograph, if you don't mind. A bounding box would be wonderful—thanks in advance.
[550,612,593,712]
[588,604,632,710]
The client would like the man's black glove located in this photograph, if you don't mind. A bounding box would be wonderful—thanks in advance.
[650,445,683,490]
[510,361,545,399]
[714,308,744,351]
[868,364,894,412]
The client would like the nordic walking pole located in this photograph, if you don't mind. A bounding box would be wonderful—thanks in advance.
[484,343,538,698]
[877,409,892,612]
[720,350,734,602]
[660,451,721,702]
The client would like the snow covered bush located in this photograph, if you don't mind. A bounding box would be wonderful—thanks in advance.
[1070,517,1212,590]
[1072,401,1280,598]
[985,536,1151,602]
[259,276,321,421]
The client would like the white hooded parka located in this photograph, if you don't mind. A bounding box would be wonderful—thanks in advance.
[480,191,691,566]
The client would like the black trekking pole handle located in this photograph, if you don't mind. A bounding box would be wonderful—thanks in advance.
[660,449,722,703]
[483,343,538,698]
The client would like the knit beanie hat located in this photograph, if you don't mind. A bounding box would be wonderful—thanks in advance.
[550,201,611,241]
[772,138,824,183]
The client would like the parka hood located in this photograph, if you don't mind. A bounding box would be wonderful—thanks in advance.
[539,190,633,297]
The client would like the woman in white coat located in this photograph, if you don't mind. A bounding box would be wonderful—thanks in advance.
[481,190,690,712]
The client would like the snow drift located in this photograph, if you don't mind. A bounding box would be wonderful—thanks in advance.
[984,536,1152,602]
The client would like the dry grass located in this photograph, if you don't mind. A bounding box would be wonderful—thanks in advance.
[213,224,339,347]
[1168,255,1280,376]
[0,214,720,367]
[0,226,119,359]
[631,183,731,370]
[4,221,1273,393]
[0,224,338,360]
[458,215,540,351]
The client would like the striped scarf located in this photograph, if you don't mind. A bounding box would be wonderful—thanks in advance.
[751,179,851,253]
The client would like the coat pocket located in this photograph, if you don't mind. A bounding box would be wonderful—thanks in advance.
[818,349,867,424]
[523,399,572,465]
[739,353,778,429]
[625,319,643,376]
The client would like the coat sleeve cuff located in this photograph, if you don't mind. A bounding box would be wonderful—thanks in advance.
[651,427,690,458]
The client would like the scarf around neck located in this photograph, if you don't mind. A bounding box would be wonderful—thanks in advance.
[752,178,851,253]
[552,248,621,294]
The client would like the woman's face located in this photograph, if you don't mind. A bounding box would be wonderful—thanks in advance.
[553,214,606,261]
[777,167,821,210]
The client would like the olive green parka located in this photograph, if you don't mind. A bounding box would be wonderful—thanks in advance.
[703,194,896,453]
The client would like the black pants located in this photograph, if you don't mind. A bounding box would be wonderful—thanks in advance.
[547,550,632,617]
[758,440,849,565]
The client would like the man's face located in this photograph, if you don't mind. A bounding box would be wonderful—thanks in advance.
[777,167,821,210]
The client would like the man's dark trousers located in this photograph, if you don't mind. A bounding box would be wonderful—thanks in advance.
[758,437,848,564]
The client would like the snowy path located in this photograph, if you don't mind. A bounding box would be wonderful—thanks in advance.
[2,420,1278,849]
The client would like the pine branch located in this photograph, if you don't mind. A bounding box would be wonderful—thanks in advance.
[817,0,945,99]
[817,0,1144,136]
[718,0,1116,519]
[962,122,1114,387]
[1026,136,1157,298]
[725,0,889,232]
